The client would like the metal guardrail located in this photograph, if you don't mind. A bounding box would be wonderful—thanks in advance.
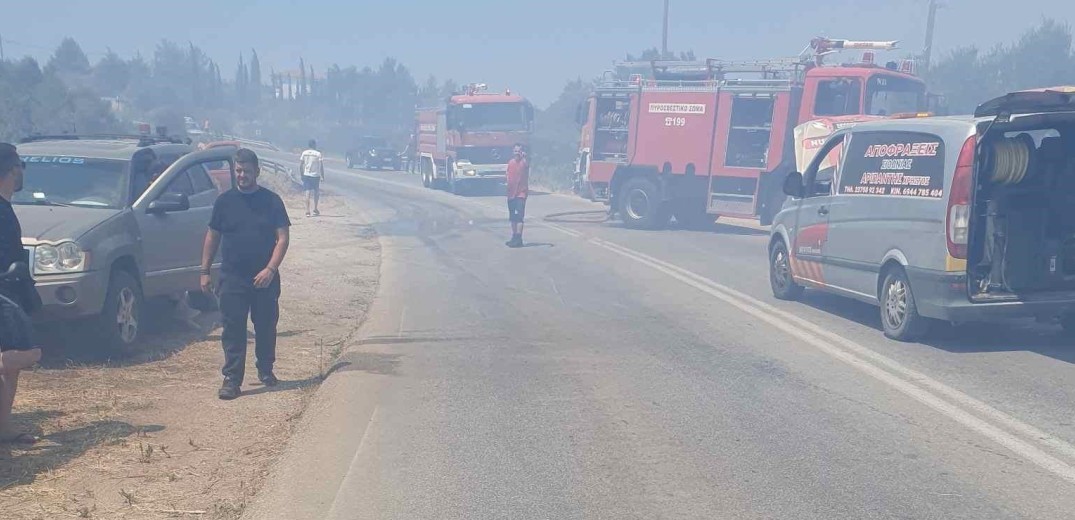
[259,158,302,188]
[219,134,280,152]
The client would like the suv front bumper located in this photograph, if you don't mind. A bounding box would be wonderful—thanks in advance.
[32,270,109,321]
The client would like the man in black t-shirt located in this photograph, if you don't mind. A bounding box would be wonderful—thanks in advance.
[0,143,43,444]
[201,148,291,400]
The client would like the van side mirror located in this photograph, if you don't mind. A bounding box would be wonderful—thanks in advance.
[783,171,805,198]
[147,192,190,214]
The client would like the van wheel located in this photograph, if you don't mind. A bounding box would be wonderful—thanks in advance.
[94,270,144,354]
[619,177,670,230]
[880,268,930,341]
[769,241,804,301]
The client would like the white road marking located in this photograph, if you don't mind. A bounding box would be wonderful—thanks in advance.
[590,237,1075,484]
[589,239,1075,464]
[322,159,1075,485]
[325,405,380,520]
[550,276,567,307]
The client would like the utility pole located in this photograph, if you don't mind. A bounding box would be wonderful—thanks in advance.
[0,34,5,62]
[922,0,939,70]
[662,0,669,58]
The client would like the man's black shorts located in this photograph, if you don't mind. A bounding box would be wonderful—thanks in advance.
[0,294,35,351]
[302,175,321,191]
[508,197,526,223]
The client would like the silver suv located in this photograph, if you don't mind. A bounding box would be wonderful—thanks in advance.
[15,135,236,351]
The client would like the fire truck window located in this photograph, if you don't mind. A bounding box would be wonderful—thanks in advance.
[594,97,630,161]
[814,79,862,117]
[866,75,926,116]
[456,103,528,132]
[597,98,629,129]
[725,97,775,168]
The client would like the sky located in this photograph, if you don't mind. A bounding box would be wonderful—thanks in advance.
[3,0,1075,107]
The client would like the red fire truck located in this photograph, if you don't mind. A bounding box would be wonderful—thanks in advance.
[416,83,534,194]
[573,38,930,227]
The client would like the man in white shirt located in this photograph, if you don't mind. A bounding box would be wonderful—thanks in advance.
[299,140,325,217]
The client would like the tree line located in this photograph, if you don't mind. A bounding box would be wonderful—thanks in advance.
[0,19,1072,190]
[0,37,461,152]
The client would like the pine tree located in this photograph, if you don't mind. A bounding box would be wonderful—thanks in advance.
[298,58,307,99]
[250,49,262,104]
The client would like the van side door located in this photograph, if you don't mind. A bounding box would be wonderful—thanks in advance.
[825,130,947,300]
[825,130,946,300]
[790,134,846,288]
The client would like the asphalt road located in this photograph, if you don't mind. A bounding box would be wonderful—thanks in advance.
[245,158,1075,520]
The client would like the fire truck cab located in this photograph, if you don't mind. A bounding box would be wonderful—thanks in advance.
[575,38,928,228]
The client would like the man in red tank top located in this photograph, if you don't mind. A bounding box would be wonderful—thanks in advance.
[505,144,529,248]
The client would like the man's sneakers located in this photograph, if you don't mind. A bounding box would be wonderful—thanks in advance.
[258,370,280,387]
[219,371,278,400]
[218,380,241,400]
[505,234,523,248]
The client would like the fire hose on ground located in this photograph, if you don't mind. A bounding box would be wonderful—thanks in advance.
[543,209,614,224]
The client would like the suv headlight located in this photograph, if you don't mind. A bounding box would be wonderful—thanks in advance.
[34,242,88,274]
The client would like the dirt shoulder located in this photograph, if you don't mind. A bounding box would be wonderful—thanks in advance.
[0,174,380,519]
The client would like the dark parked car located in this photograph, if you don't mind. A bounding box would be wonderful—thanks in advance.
[346,136,401,170]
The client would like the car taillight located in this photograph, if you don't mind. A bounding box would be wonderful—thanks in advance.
[946,135,976,260]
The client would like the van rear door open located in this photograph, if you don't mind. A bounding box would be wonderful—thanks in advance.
[970,86,1075,300]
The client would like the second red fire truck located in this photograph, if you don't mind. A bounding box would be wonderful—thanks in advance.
[417,83,534,194]
[573,38,931,227]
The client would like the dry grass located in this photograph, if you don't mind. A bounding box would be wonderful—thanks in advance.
[0,175,380,519]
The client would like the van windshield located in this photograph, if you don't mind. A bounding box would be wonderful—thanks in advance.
[13,156,129,209]
[866,75,926,116]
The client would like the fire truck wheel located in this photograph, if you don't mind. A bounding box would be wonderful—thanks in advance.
[619,177,670,230]
[769,240,804,301]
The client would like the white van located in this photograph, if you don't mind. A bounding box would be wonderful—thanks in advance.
[769,87,1075,341]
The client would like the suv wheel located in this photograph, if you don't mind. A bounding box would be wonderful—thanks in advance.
[95,270,144,353]
[880,267,931,341]
[769,241,804,301]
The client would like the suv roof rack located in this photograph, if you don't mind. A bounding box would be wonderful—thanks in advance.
[18,134,186,147]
